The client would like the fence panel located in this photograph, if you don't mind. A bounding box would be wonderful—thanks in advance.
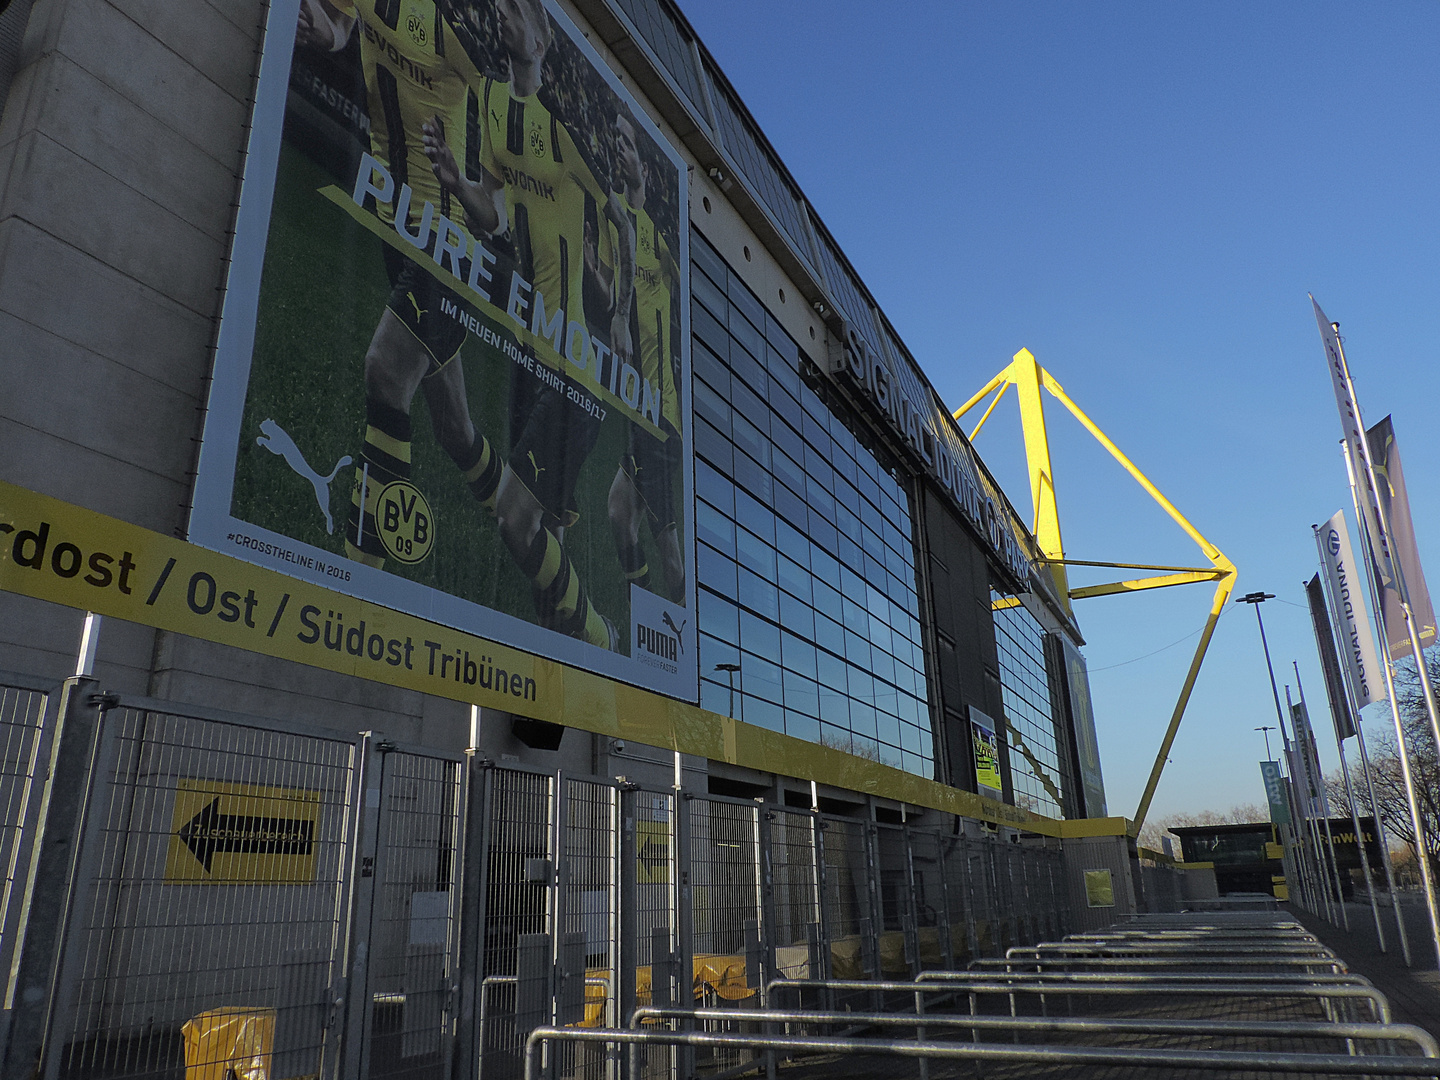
[359,746,465,1080]
[44,699,359,1080]
[687,797,761,1077]
[478,767,554,1080]
[817,816,873,983]
[765,809,818,980]
[872,823,912,977]
[905,829,948,970]
[0,673,57,1012]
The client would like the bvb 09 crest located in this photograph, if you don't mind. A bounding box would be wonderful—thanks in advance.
[375,480,434,564]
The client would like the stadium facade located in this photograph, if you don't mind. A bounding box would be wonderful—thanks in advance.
[0,0,1148,1075]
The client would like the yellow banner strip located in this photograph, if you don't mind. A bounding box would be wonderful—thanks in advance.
[0,480,1064,835]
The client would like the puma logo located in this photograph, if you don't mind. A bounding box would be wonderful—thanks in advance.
[662,611,686,653]
[527,451,545,479]
[407,292,425,321]
[256,419,352,534]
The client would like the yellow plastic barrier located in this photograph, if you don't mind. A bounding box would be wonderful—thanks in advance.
[181,1007,275,1080]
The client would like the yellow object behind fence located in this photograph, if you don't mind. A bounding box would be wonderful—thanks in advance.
[181,1008,275,1080]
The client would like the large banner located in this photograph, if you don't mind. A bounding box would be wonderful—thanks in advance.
[1366,416,1437,661]
[191,0,695,700]
[1312,298,1395,592]
[1288,701,1329,821]
[1316,511,1383,709]
[1259,760,1291,826]
[970,707,1004,799]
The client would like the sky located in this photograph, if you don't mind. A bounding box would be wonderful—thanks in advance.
[678,0,1440,824]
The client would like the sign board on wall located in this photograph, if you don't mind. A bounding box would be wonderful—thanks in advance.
[190,0,695,701]
[165,779,320,884]
[971,707,1004,798]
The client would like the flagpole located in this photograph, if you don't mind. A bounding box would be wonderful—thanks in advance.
[1295,664,1350,931]
[1242,593,1318,913]
[1278,694,1326,919]
[1312,527,1402,959]
[1286,684,1335,925]
[1343,439,1440,967]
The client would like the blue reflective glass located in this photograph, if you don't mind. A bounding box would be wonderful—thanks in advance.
[743,694,784,732]
[698,588,738,643]
[738,569,779,621]
[778,592,814,639]
[740,607,782,659]
[781,631,818,679]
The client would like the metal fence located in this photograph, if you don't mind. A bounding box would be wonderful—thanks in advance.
[0,671,57,1018]
[0,675,1076,1080]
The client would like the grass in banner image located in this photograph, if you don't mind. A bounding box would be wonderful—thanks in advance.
[231,0,685,656]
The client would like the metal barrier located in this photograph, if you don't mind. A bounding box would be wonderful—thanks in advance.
[768,975,1393,1023]
[524,1025,1440,1078]
[632,1006,1440,1058]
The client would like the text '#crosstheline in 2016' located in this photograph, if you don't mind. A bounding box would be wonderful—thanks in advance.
[192,0,695,701]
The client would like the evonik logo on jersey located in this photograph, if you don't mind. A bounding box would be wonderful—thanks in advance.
[360,22,435,89]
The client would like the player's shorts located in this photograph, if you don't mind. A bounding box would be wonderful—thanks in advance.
[622,421,682,531]
[508,365,602,529]
[383,244,467,370]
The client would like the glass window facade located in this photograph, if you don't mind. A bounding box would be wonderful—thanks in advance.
[691,231,935,777]
[991,594,1066,817]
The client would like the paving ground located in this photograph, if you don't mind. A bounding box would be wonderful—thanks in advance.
[1288,895,1440,1042]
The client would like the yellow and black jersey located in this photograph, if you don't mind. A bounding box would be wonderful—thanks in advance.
[479,78,610,378]
[618,194,680,433]
[339,0,482,231]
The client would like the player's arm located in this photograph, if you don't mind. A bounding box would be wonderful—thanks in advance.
[297,0,355,50]
[422,118,506,236]
[584,216,615,302]
[603,193,635,359]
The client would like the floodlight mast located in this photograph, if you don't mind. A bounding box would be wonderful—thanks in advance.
[954,349,1236,834]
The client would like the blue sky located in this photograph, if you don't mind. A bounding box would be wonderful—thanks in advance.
[679,0,1440,822]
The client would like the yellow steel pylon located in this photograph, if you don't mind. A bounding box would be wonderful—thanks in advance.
[954,349,1237,833]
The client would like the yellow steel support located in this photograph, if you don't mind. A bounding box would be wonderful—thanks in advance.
[1011,349,1070,608]
[954,350,1237,833]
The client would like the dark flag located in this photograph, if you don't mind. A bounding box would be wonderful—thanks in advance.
[1366,416,1437,661]
[1305,574,1357,740]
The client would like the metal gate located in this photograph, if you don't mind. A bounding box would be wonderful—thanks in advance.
[474,767,679,1080]
[0,672,58,1023]
[346,739,466,1080]
[42,694,360,1080]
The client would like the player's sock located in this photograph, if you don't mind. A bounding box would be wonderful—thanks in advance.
[451,430,501,513]
[345,397,411,568]
[616,539,651,591]
[520,526,611,647]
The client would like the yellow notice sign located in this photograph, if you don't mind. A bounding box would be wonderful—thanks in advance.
[165,779,320,884]
[1083,869,1115,908]
[636,820,669,883]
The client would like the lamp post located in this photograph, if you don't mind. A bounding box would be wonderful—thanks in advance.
[1236,591,1318,913]
[714,662,740,719]
[1255,725,1275,760]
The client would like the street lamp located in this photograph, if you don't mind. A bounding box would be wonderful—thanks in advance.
[714,662,740,719]
[1255,725,1275,760]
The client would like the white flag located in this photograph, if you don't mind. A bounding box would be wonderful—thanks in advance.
[1317,510,1384,708]
[1312,297,1397,591]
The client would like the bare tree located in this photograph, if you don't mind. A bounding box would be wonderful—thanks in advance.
[1358,653,1440,879]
